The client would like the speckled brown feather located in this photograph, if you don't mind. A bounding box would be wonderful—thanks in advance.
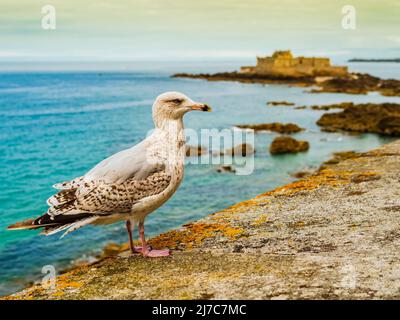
[47,170,171,216]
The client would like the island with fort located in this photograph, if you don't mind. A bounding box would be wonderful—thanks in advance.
[173,50,400,96]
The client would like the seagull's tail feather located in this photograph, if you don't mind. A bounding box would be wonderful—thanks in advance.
[7,218,42,230]
[47,189,76,206]
[7,213,99,237]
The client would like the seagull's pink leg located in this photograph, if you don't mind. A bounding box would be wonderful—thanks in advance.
[125,220,150,254]
[126,220,136,254]
[138,222,170,257]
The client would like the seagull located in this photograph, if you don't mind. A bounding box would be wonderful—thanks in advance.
[8,92,211,257]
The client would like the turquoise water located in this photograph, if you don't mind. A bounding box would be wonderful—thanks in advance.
[0,62,399,295]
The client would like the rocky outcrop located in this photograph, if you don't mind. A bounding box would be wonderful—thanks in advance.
[237,122,304,134]
[172,72,316,86]
[316,103,400,136]
[223,143,255,156]
[173,71,400,97]
[5,141,400,300]
[267,101,295,106]
[185,145,208,157]
[304,102,354,110]
[269,136,310,154]
[216,165,236,173]
[312,73,400,96]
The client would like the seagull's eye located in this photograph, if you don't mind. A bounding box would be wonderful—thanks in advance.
[169,99,183,104]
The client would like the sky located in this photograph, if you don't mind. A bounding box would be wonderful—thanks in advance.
[0,0,399,63]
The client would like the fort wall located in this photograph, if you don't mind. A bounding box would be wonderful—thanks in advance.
[240,50,348,78]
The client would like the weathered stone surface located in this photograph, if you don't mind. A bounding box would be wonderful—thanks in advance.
[269,136,310,154]
[317,103,400,136]
[4,141,400,300]
[318,151,360,171]
[237,122,304,134]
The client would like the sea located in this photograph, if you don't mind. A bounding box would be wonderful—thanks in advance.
[0,61,399,295]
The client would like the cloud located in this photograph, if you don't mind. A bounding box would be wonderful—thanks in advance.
[0,51,26,57]
[385,36,400,44]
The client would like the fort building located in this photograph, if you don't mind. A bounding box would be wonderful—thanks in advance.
[240,50,348,78]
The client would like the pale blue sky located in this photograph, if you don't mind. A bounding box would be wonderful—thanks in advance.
[0,0,399,62]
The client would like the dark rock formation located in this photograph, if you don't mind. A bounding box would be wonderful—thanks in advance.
[316,103,400,136]
[270,136,310,154]
[224,143,255,156]
[172,72,316,86]
[173,72,400,97]
[307,102,354,110]
[267,101,295,106]
[312,73,400,96]
[185,145,208,157]
[216,165,236,173]
[236,122,304,134]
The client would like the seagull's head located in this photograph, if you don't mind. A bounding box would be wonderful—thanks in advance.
[152,91,211,127]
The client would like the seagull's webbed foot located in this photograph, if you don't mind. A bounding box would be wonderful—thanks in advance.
[144,249,171,257]
[138,222,171,258]
[133,245,152,253]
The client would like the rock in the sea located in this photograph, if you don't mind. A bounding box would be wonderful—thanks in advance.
[309,102,354,110]
[224,143,255,156]
[267,101,295,106]
[269,136,310,154]
[216,165,236,173]
[316,103,400,136]
[236,122,304,134]
[185,145,208,157]
[313,73,400,97]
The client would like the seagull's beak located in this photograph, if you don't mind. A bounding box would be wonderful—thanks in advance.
[190,103,212,112]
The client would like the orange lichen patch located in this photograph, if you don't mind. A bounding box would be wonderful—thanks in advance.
[223,226,244,238]
[149,222,244,249]
[52,291,65,297]
[257,169,380,198]
[226,199,260,211]
[252,214,269,226]
[44,277,84,298]
[211,211,245,223]
[209,199,262,221]
[2,277,84,300]
[56,280,83,290]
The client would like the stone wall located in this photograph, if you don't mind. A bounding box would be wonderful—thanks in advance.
[239,51,348,77]
[4,140,400,300]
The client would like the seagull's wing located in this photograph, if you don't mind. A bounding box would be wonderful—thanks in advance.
[10,137,172,237]
[48,138,171,216]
